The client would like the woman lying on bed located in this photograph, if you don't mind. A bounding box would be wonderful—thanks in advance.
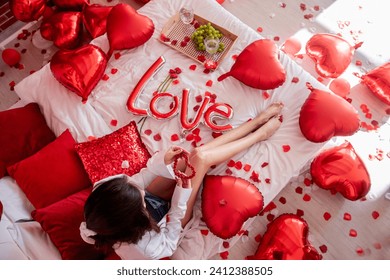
[79,102,284,260]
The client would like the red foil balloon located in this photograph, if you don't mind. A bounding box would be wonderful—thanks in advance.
[281,36,302,56]
[50,44,108,102]
[299,84,360,143]
[202,175,264,239]
[106,3,155,57]
[52,0,89,10]
[40,11,83,50]
[218,39,286,90]
[82,4,113,39]
[1,48,21,66]
[306,33,362,78]
[329,78,351,98]
[361,62,390,105]
[253,214,322,260]
[310,141,371,200]
[9,0,46,22]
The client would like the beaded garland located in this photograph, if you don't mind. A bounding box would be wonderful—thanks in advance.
[173,152,196,180]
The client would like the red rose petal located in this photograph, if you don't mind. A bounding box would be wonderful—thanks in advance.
[227,160,235,167]
[349,229,357,237]
[87,136,97,141]
[172,79,180,85]
[153,134,161,141]
[303,178,312,186]
[114,53,121,60]
[189,64,197,71]
[206,80,213,87]
[266,213,275,222]
[282,145,291,152]
[219,251,229,259]
[319,245,328,253]
[256,27,263,33]
[323,212,331,221]
[295,186,303,194]
[296,209,304,217]
[343,213,352,221]
[263,201,277,212]
[300,3,307,11]
[171,40,177,46]
[144,129,152,136]
[243,164,251,172]
[292,77,299,83]
[225,168,233,175]
[111,68,118,74]
[212,132,222,138]
[279,196,287,204]
[231,54,238,60]
[303,194,311,201]
[234,161,242,170]
[200,229,209,236]
[265,178,271,184]
[356,247,364,256]
[262,91,270,99]
[250,171,260,183]
[261,162,269,168]
[222,241,230,249]
[254,234,262,242]
[170,134,179,141]
[110,119,118,126]
[102,74,109,81]
[372,211,380,219]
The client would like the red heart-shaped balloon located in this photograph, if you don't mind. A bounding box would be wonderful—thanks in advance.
[40,11,83,50]
[253,214,322,260]
[53,0,89,10]
[50,44,108,102]
[310,141,371,200]
[299,84,360,143]
[218,39,286,90]
[9,0,46,22]
[202,175,264,239]
[361,62,390,105]
[306,33,362,78]
[82,4,113,39]
[106,3,155,57]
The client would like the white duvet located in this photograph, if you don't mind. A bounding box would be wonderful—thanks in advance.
[5,0,331,259]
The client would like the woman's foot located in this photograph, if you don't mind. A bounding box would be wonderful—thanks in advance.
[255,102,284,126]
[253,115,282,141]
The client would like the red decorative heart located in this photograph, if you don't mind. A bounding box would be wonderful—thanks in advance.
[82,4,113,39]
[40,11,83,49]
[218,39,286,90]
[299,84,360,143]
[50,44,108,102]
[9,0,46,22]
[106,3,154,57]
[310,141,371,200]
[202,175,264,239]
[173,152,196,180]
[306,33,362,78]
[253,214,322,260]
[361,61,390,105]
[53,0,89,10]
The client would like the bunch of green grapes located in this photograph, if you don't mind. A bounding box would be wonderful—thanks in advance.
[191,22,225,52]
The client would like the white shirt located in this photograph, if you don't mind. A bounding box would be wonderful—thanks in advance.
[93,151,192,260]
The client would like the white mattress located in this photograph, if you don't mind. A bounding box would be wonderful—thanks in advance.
[3,0,332,259]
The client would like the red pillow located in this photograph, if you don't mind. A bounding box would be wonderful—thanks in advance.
[0,103,56,178]
[75,121,151,184]
[32,188,106,260]
[7,129,91,209]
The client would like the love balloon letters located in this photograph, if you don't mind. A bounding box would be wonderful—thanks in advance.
[127,56,234,133]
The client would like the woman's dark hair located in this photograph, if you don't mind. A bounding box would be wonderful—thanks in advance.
[84,177,160,249]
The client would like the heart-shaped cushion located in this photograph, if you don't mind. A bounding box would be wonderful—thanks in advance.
[201,175,264,239]
[50,44,108,102]
[10,0,46,22]
[310,141,371,200]
[299,84,360,143]
[361,61,390,105]
[218,39,286,90]
[82,4,113,39]
[106,3,155,57]
[40,11,83,50]
[253,214,322,260]
[306,33,361,78]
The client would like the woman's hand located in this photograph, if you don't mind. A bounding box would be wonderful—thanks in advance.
[164,146,187,165]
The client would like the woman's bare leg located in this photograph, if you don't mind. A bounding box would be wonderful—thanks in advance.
[181,114,282,226]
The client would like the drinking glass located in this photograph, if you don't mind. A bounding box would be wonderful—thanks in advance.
[179,6,194,33]
[204,36,220,60]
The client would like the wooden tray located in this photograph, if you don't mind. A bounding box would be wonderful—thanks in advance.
[160,13,238,68]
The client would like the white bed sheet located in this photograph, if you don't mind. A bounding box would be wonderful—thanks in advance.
[9,0,331,259]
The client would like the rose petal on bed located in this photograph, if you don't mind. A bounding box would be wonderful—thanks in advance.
[227,160,235,167]
[356,247,364,256]
[87,136,97,141]
[212,132,222,138]
[153,134,161,141]
[102,74,109,81]
[231,54,238,60]
[263,201,276,212]
[222,241,230,249]
[250,171,260,183]
[343,213,352,221]
[265,178,271,184]
[171,40,177,46]
[373,243,382,250]
[292,77,299,83]
[279,196,287,204]
[219,251,229,259]
[282,145,291,152]
[225,168,233,175]
[144,129,152,136]
[296,209,304,217]
[197,55,206,62]
[323,212,331,221]
[111,68,118,74]
[234,161,242,170]
[243,164,251,172]
[349,229,357,237]
[200,229,209,236]
[372,211,380,219]
[256,27,263,33]
[206,80,213,87]
[273,36,280,42]
[170,134,179,141]
[303,194,311,201]
[110,119,118,126]
[262,91,270,99]
[255,234,262,242]
[279,2,286,8]
[172,79,179,85]
[189,64,197,71]
[114,52,121,60]
[295,186,303,194]
[261,162,269,168]
[319,245,328,253]
[303,178,312,186]
[266,213,275,221]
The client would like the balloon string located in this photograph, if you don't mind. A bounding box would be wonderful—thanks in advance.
[156,75,170,92]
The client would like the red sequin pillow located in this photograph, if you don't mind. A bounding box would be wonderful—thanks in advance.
[75,121,151,184]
